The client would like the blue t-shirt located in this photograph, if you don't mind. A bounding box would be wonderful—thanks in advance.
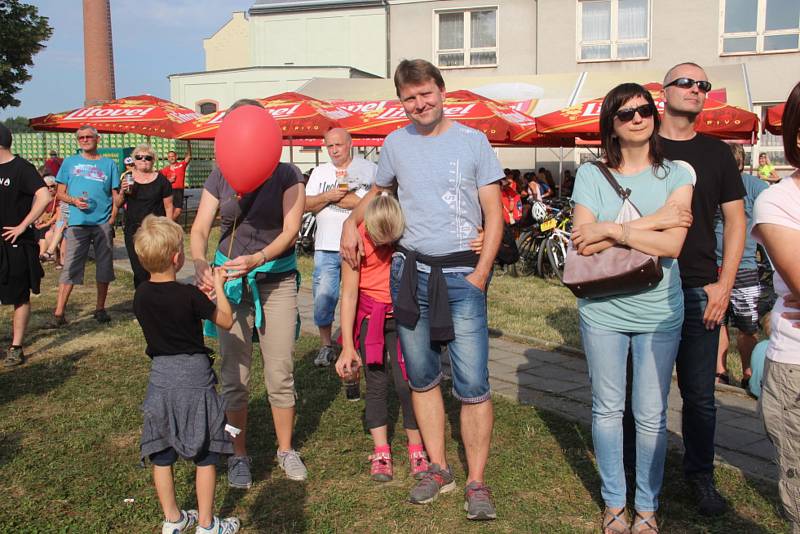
[714,173,768,271]
[375,121,503,256]
[571,160,694,332]
[56,155,119,226]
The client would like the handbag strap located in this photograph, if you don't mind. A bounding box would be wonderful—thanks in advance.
[591,161,631,200]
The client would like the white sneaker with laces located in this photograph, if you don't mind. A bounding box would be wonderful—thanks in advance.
[194,515,240,534]
[277,449,308,481]
[162,509,198,534]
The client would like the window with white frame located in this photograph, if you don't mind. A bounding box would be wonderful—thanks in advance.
[721,0,800,55]
[577,0,650,62]
[435,7,498,68]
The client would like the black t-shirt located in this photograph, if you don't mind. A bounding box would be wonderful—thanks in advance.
[0,156,46,243]
[133,281,216,357]
[124,173,172,229]
[659,134,745,288]
[204,162,304,259]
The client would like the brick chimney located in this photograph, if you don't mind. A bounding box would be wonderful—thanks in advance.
[83,0,116,106]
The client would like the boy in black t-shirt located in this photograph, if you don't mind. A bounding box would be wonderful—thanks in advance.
[132,215,241,534]
[0,124,51,367]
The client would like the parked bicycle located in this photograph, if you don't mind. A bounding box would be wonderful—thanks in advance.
[510,199,572,279]
[296,212,316,256]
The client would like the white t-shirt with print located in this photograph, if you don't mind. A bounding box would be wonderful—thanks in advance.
[305,157,376,251]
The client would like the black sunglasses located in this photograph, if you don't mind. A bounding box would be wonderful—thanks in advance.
[664,77,712,93]
[615,104,656,122]
[134,155,154,162]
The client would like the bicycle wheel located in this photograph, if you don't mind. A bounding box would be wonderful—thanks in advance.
[537,234,555,278]
[511,230,538,277]
[545,233,568,281]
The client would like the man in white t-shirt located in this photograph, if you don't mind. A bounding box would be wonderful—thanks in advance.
[305,128,376,366]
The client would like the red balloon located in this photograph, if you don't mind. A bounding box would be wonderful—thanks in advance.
[215,105,282,194]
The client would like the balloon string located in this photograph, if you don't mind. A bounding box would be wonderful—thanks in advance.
[227,215,238,260]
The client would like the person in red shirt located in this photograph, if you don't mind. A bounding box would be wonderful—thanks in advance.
[500,176,522,225]
[44,151,63,176]
[160,144,191,221]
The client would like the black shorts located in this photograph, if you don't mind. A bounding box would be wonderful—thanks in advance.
[172,188,185,210]
[0,277,30,305]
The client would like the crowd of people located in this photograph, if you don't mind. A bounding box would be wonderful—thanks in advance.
[0,58,799,534]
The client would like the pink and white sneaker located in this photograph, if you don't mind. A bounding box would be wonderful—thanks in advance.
[369,451,393,482]
[409,449,429,480]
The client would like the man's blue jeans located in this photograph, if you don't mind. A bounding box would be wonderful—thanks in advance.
[389,255,491,404]
[581,320,681,511]
[312,250,341,327]
[676,287,721,476]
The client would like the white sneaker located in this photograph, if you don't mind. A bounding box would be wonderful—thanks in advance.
[194,515,240,534]
[277,449,308,481]
[162,509,198,534]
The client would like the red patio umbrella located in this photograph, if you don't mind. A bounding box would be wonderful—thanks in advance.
[175,92,355,140]
[337,90,546,145]
[765,103,784,135]
[533,83,759,142]
[29,95,200,138]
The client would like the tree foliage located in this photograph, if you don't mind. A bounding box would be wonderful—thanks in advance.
[0,1,53,109]
[2,116,33,132]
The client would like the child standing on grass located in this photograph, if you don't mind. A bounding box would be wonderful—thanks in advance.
[132,215,240,534]
[335,193,429,482]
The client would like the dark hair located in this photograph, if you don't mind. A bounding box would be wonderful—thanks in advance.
[783,81,800,169]
[0,123,11,149]
[728,143,745,172]
[393,59,445,97]
[599,82,665,173]
[229,98,264,111]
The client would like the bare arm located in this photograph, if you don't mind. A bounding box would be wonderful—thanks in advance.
[2,186,51,243]
[163,194,174,220]
[334,192,363,210]
[305,188,346,214]
[757,224,800,297]
[573,185,693,258]
[184,143,192,164]
[56,183,88,210]
[210,267,233,330]
[335,259,363,378]
[466,183,503,291]
[190,189,220,293]
[221,183,306,278]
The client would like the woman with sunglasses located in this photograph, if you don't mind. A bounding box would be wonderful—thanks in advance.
[752,80,800,533]
[570,83,694,533]
[116,144,173,287]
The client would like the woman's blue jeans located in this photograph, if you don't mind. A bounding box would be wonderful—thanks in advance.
[580,319,681,512]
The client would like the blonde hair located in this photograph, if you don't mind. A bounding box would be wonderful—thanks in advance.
[132,143,157,161]
[364,193,404,246]
[134,215,184,273]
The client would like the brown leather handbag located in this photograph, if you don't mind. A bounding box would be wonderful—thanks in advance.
[563,162,663,299]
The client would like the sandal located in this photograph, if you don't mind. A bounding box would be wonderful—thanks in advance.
[715,372,730,385]
[603,507,630,534]
[632,511,658,533]
[39,252,53,262]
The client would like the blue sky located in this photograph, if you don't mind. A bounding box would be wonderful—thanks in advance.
[0,0,253,119]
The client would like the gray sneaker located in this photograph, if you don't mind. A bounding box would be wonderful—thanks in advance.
[277,449,308,481]
[408,463,456,504]
[3,346,23,367]
[314,345,335,367]
[227,455,252,489]
[464,481,497,520]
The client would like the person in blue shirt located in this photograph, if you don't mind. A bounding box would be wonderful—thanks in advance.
[714,143,769,388]
[53,125,120,326]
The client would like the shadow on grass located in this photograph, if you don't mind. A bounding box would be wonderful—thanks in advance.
[545,306,583,353]
[0,349,90,407]
[0,432,20,468]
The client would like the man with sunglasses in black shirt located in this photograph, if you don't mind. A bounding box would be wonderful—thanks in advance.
[658,62,746,516]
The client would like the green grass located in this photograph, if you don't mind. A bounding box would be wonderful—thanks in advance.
[0,262,788,532]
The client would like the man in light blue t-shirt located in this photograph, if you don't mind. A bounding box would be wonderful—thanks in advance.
[53,125,120,326]
[341,59,504,520]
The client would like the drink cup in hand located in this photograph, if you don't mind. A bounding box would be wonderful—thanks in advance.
[343,365,361,401]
